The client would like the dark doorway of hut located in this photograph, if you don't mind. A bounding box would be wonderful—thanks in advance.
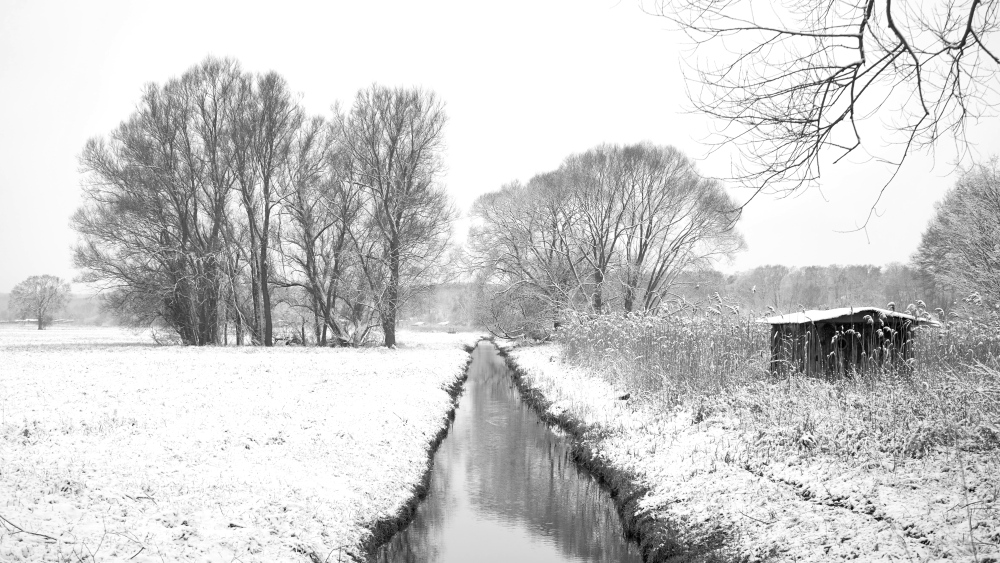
[376,342,642,563]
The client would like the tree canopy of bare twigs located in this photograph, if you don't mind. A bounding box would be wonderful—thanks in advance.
[658,0,1000,208]
[914,156,1000,304]
[8,275,70,330]
[470,143,743,338]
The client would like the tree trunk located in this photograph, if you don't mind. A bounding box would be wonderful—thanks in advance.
[260,206,273,347]
[313,307,322,345]
[382,316,396,348]
[384,236,400,348]
[234,304,244,345]
[249,250,262,344]
[593,268,604,313]
[261,254,272,346]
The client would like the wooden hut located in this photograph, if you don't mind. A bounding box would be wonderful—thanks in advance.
[762,307,937,377]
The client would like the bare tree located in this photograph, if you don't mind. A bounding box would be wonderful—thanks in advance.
[74,58,241,344]
[231,72,303,346]
[615,144,744,312]
[342,85,455,347]
[9,275,70,330]
[277,115,337,343]
[914,157,1000,305]
[469,173,585,338]
[659,0,1000,209]
[563,147,631,313]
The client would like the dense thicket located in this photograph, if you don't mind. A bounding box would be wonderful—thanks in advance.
[469,143,744,337]
[73,58,453,346]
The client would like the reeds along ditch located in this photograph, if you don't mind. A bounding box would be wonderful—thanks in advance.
[558,302,1000,462]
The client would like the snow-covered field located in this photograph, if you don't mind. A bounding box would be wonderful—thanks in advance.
[508,342,1000,562]
[0,326,481,562]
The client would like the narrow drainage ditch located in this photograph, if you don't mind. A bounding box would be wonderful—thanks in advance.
[376,341,642,562]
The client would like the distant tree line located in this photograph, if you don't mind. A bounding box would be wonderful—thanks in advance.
[399,257,959,332]
[700,159,1000,317]
[669,262,951,315]
[73,58,453,347]
[469,143,744,337]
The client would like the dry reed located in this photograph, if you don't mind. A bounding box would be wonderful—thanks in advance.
[559,301,1000,461]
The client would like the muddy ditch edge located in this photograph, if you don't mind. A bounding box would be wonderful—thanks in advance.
[496,341,742,563]
[356,339,486,562]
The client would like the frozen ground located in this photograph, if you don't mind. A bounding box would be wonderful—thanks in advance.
[507,342,1000,563]
[0,326,481,562]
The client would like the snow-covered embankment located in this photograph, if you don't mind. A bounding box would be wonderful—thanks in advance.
[503,341,995,562]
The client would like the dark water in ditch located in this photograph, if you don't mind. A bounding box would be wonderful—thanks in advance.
[376,342,642,563]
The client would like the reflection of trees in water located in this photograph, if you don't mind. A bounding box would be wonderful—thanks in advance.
[377,403,472,563]
[463,350,639,562]
[378,346,639,562]
[377,413,456,562]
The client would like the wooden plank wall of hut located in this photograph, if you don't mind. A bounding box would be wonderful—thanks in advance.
[770,318,916,377]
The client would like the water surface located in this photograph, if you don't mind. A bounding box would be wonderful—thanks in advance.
[377,342,642,563]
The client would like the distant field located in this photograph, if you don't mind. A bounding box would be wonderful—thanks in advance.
[0,326,480,562]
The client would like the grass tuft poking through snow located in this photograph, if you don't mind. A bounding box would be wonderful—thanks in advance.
[0,326,481,562]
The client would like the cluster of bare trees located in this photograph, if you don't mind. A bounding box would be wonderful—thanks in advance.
[469,143,743,338]
[72,58,453,347]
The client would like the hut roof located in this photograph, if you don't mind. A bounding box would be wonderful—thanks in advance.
[760,307,937,326]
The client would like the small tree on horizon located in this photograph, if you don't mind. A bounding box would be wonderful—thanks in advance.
[8,275,71,330]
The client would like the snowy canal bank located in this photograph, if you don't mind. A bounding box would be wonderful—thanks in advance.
[376,342,641,563]
[504,341,1000,562]
[0,327,481,562]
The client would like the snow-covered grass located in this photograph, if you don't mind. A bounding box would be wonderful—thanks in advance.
[507,338,1000,562]
[561,313,1000,460]
[0,326,481,562]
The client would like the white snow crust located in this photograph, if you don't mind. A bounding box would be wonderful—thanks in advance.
[0,326,481,562]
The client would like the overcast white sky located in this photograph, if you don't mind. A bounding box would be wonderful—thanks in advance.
[0,0,997,293]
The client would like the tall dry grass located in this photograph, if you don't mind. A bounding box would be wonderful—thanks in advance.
[559,301,1000,462]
